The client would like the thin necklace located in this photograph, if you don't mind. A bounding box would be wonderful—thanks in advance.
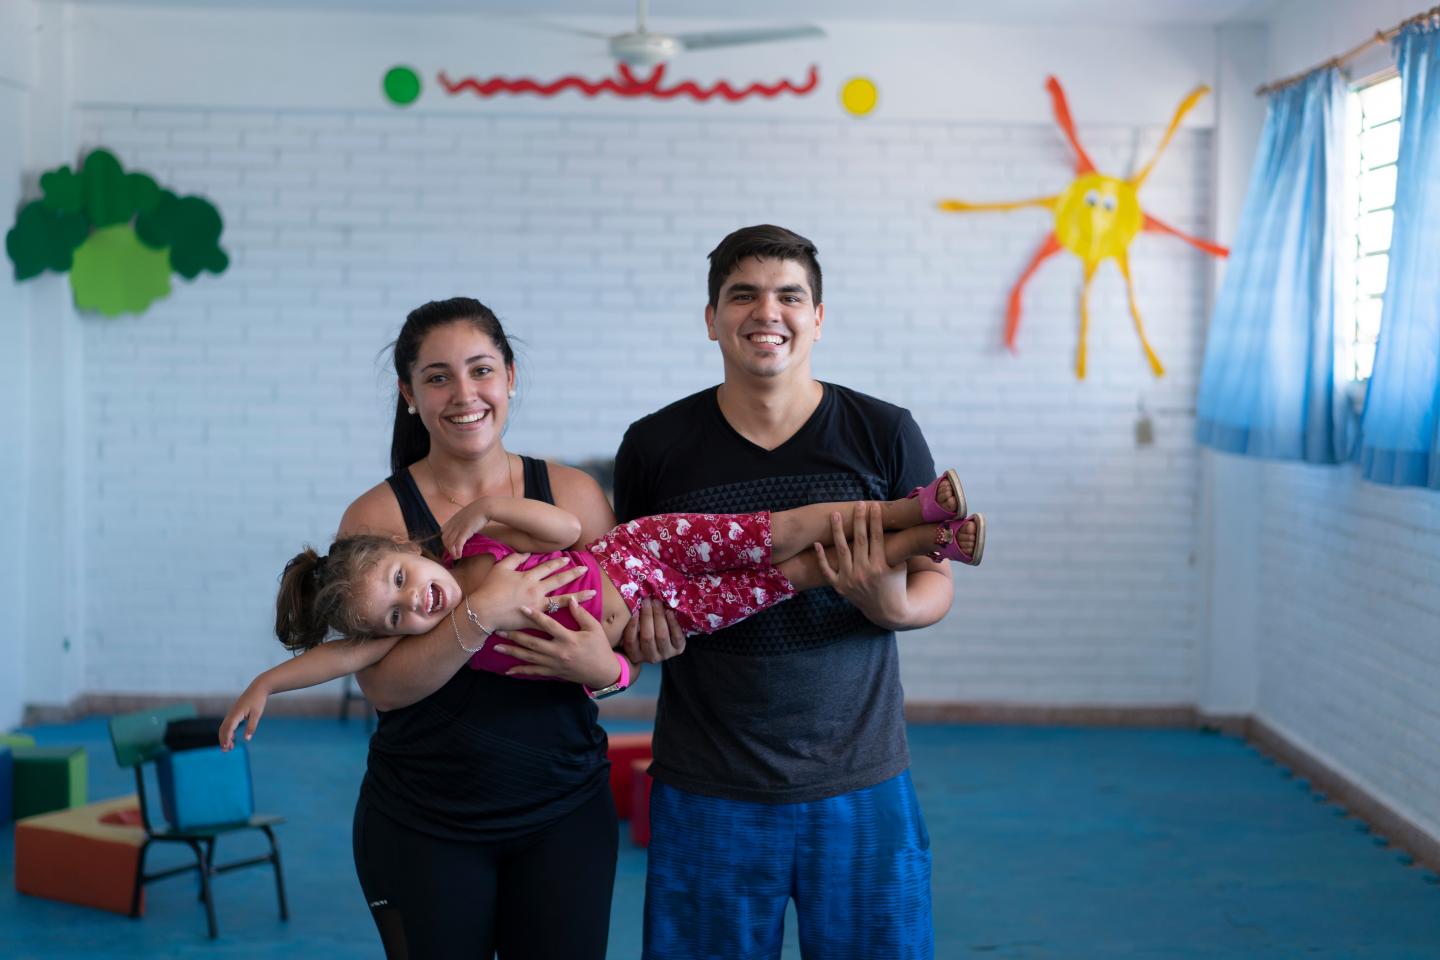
[426,455,516,509]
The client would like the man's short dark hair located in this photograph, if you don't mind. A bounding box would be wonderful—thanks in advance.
[706,224,822,308]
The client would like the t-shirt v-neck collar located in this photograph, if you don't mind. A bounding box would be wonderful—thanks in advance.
[709,382,830,456]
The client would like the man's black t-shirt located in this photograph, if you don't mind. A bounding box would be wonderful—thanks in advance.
[613,382,936,803]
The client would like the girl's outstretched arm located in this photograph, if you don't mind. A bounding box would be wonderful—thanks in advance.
[440,496,583,559]
[218,636,401,749]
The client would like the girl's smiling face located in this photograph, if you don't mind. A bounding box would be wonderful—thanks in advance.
[357,547,462,636]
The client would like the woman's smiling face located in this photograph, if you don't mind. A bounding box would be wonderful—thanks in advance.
[400,320,516,459]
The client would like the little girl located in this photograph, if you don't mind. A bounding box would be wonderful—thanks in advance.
[220,470,984,748]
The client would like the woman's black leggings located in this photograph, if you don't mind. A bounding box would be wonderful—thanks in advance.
[353,787,618,960]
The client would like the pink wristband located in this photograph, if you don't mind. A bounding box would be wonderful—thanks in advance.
[585,652,630,700]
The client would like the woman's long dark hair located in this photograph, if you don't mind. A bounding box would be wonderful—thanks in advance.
[389,297,516,475]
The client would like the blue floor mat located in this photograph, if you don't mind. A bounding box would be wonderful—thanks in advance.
[1,718,1436,958]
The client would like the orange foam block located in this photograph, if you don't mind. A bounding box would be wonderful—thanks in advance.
[629,759,653,847]
[606,732,652,820]
[15,795,146,915]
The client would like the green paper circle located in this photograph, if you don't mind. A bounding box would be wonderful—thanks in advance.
[383,66,422,106]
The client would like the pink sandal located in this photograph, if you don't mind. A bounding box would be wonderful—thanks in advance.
[929,514,985,566]
[908,468,966,523]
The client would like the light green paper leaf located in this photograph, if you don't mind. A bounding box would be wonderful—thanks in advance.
[69,224,173,316]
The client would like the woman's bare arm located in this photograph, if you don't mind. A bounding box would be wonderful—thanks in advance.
[546,462,618,544]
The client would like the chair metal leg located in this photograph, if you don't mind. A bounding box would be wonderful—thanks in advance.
[130,840,151,919]
[262,825,290,921]
[200,838,216,900]
[185,839,218,939]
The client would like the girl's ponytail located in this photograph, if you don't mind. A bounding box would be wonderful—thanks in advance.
[274,536,413,650]
[274,547,333,652]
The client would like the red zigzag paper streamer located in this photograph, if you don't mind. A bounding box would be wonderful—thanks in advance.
[438,63,819,102]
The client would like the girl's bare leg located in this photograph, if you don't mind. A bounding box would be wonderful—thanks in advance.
[768,476,962,563]
[775,518,979,591]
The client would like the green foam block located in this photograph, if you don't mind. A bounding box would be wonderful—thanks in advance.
[13,746,87,819]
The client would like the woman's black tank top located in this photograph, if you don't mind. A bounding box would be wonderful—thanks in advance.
[357,455,609,842]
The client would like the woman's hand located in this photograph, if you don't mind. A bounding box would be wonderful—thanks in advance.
[466,552,596,633]
[620,598,687,664]
[496,597,621,688]
[440,498,492,560]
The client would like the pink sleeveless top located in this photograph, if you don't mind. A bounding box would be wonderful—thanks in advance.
[452,533,607,676]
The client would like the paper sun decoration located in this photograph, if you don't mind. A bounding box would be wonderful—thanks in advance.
[6,149,229,317]
[938,76,1228,379]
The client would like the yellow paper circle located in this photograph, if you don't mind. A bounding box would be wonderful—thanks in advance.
[840,77,878,117]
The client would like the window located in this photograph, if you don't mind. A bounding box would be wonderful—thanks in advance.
[1341,74,1402,383]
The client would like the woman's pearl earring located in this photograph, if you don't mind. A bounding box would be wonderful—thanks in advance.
[507,390,516,399]
[407,405,416,414]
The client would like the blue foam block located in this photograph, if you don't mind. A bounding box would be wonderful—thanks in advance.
[0,745,12,823]
[155,744,254,829]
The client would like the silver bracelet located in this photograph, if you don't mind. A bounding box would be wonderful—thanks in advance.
[450,598,493,654]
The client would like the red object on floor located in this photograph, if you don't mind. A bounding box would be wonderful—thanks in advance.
[606,732,652,820]
[15,795,146,915]
[629,759,653,847]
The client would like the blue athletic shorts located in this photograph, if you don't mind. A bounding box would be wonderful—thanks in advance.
[642,771,934,960]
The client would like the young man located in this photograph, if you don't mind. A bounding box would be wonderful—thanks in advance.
[614,224,954,959]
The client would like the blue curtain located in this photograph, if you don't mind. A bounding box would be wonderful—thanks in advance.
[1196,69,1349,463]
[1357,22,1440,489]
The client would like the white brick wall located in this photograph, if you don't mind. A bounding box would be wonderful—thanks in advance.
[0,81,28,728]
[1256,461,1440,841]
[76,104,1215,702]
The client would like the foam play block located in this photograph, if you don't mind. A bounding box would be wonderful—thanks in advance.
[15,795,146,915]
[13,745,87,818]
[606,732,652,820]
[0,745,12,824]
[156,744,253,829]
[629,758,653,848]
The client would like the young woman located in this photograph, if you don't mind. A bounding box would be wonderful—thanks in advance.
[328,297,684,960]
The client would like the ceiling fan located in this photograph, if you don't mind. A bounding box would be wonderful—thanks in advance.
[549,0,825,69]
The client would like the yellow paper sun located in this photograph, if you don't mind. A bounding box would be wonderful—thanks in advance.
[939,76,1229,379]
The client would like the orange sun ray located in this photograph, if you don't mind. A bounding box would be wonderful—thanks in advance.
[1005,234,1064,351]
[1046,75,1098,175]
[1143,213,1230,257]
[1077,263,1098,380]
[938,196,1059,213]
[1129,85,1210,188]
[1116,251,1164,377]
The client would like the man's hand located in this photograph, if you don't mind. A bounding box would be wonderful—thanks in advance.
[813,502,912,630]
[621,598,688,664]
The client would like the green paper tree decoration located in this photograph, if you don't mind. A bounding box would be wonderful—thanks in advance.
[5,149,229,316]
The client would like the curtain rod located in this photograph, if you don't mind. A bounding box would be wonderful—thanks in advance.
[1254,5,1440,97]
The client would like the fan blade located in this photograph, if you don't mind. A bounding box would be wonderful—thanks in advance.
[675,25,825,52]
[524,19,612,40]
